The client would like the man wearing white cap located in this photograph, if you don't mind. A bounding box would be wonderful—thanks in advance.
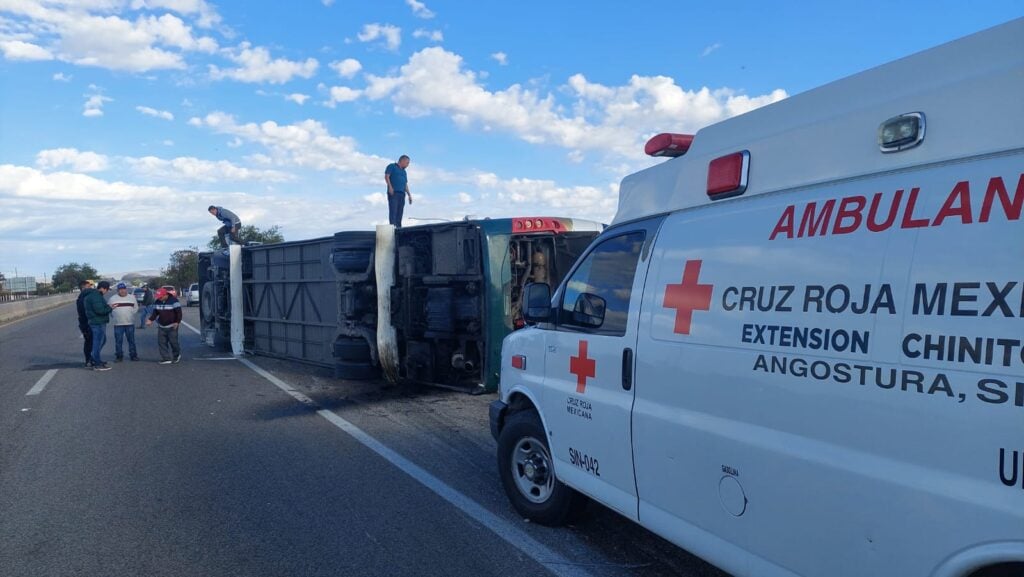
[108,282,140,362]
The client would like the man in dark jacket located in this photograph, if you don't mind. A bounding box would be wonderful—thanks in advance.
[75,279,95,367]
[84,281,113,371]
[208,205,241,248]
[146,288,183,364]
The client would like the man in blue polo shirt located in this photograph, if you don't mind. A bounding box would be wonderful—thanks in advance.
[384,155,412,227]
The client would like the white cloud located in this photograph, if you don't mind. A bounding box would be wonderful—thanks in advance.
[0,162,378,278]
[83,93,112,117]
[163,139,174,146]
[36,148,110,172]
[0,39,53,61]
[405,0,435,19]
[53,72,72,82]
[0,4,221,72]
[125,155,294,183]
[701,42,722,57]
[285,93,309,105]
[129,0,223,28]
[324,86,361,108]
[484,176,617,224]
[457,192,472,204]
[209,42,319,84]
[329,57,361,78]
[357,23,401,52]
[490,51,507,66]
[363,192,386,206]
[321,0,335,5]
[136,105,174,120]
[187,111,388,179]
[136,13,218,53]
[365,47,788,159]
[0,164,168,202]
[412,29,443,42]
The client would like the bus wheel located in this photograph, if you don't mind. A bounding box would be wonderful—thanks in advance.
[497,410,587,526]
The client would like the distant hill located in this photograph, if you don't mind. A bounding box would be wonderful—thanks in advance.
[117,270,162,283]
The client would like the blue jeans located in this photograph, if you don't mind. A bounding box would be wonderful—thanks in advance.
[138,305,151,327]
[89,324,107,365]
[388,192,405,228]
[114,325,137,359]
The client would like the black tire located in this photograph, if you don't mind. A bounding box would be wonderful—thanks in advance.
[200,284,216,324]
[332,250,373,273]
[334,337,372,362]
[497,410,587,526]
[334,360,379,381]
[332,232,376,273]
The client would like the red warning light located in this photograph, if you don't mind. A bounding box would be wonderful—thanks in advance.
[645,133,694,157]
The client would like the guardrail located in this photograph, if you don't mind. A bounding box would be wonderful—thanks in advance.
[0,293,78,324]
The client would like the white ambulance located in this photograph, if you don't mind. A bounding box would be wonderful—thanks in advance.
[490,19,1023,577]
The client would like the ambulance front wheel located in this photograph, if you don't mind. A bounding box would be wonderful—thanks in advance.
[497,409,587,526]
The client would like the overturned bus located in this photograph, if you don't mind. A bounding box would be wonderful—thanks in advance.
[198,217,601,393]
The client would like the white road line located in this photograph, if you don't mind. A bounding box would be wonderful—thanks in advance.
[181,321,201,335]
[26,369,58,396]
[238,357,597,577]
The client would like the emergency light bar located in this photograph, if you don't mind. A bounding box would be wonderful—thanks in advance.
[513,217,564,233]
[645,133,694,157]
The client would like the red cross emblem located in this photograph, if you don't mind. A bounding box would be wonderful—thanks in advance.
[663,259,714,335]
[569,340,596,394]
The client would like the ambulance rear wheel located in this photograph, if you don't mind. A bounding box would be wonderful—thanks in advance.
[497,409,587,526]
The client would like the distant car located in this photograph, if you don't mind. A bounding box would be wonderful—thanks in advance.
[133,288,145,303]
[185,283,199,307]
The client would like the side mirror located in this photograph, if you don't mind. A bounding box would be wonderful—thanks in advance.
[522,282,552,323]
[572,293,606,328]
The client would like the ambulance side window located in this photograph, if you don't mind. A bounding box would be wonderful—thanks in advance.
[558,231,645,336]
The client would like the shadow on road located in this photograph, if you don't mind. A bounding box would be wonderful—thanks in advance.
[23,361,87,370]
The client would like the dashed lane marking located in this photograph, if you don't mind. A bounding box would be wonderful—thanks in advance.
[26,369,58,396]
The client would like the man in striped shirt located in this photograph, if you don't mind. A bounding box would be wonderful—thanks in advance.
[146,288,183,364]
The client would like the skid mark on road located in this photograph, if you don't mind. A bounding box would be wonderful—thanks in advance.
[238,357,597,577]
[26,369,58,396]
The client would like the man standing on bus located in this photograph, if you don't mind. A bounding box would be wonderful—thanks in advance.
[384,155,412,228]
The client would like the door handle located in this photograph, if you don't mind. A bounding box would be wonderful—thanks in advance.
[621,348,633,391]
[548,345,557,352]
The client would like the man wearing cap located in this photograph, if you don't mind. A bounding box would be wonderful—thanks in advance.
[75,279,96,367]
[147,287,182,364]
[109,282,140,362]
[83,281,113,371]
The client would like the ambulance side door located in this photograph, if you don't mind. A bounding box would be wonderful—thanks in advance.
[540,218,662,520]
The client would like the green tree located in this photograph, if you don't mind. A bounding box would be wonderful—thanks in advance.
[207,224,284,250]
[51,262,100,292]
[162,248,198,290]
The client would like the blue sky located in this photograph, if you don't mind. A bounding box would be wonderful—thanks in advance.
[1,0,1021,281]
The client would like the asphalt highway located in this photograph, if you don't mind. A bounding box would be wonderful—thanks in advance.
[0,303,729,577]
